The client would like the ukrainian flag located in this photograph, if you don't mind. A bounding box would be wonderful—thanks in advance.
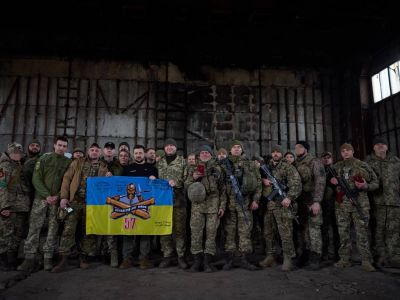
[86,176,173,235]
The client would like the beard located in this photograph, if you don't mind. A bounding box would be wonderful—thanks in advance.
[135,158,145,164]
[28,149,40,156]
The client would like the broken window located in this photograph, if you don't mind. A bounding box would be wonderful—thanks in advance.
[372,60,400,103]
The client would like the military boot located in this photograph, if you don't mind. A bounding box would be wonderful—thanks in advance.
[79,255,90,269]
[7,251,18,270]
[51,255,68,273]
[0,252,10,271]
[177,256,189,269]
[307,251,321,271]
[159,256,173,268]
[139,258,153,270]
[334,259,351,268]
[203,254,217,273]
[110,251,119,268]
[362,261,376,272]
[238,253,259,271]
[282,255,294,271]
[222,252,234,271]
[259,255,277,268]
[17,254,35,273]
[189,253,202,272]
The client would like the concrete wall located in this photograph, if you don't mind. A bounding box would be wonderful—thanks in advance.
[0,58,335,157]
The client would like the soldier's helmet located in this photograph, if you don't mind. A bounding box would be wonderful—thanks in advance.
[127,183,136,195]
[187,182,206,204]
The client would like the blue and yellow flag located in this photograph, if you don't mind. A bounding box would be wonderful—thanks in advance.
[86,176,173,235]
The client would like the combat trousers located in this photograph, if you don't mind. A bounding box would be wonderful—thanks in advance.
[265,206,296,258]
[23,197,59,257]
[297,201,323,255]
[374,205,400,259]
[190,211,219,256]
[224,205,253,253]
[122,236,151,260]
[336,206,372,262]
[161,206,186,258]
[0,212,28,254]
[58,200,97,256]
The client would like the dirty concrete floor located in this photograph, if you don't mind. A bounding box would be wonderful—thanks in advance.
[1,262,399,300]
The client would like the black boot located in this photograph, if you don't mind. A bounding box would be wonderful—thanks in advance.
[203,254,216,273]
[177,256,189,269]
[222,252,234,271]
[6,251,18,270]
[0,252,10,271]
[238,253,259,271]
[307,251,321,270]
[189,253,202,272]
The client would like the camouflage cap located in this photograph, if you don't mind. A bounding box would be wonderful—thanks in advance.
[187,182,206,203]
[155,150,165,157]
[217,148,228,155]
[164,138,177,148]
[7,142,23,154]
[230,139,243,150]
[73,147,84,154]
[340,143,354,152]
[29,139,41,147]
[271,144,283,153]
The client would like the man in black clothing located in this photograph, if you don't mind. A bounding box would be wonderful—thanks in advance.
[119,145,158,269]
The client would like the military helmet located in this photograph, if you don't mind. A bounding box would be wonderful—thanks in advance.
[187,182,206,203]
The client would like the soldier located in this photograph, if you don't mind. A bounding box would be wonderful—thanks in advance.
[51,143,111,273]
[119,145,158,270]
[0,143,30,270]
[99,141,122,266]
[187,153,197,166]
[22,139,42,199]
[157,138,188,269]
[320,151,339,262]
[331,143,378,271]
[220,140,261,271]
[18,136,71,272]
[284,151,295,165]
[216,148,228,161]
[185,145,226,272]
[145,147,156,166]
[294,141,326,270]
[72,148,85,159]
[365,137,400,268]
[259,145,302,271]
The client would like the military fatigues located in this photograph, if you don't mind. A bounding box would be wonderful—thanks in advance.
[58,158,109,256]
[22,154,41,201]
[0,153,31,255]
[221,154,262,254]
[264,159,302,258]
[294,153,326,255]
[321,165,340,260]
[333,158,379,263]
[365,153,400,263]
[23,153,71,259]
[157,155,187,258]
[185,159,226,256]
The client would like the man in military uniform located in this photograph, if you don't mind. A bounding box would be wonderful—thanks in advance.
[321,151,339,262]
[157,138,188,269]
[294,141,326,270]
[18,136,71,272]
[331,143,378,271]
[0,143,30,270]
[216,148,228,161]
[22,139,42,200]
[51,143,111,273]
[220,140,261,270]
[365,137,400,268]
[259,145,302,271]
[72,148,85,160]
[185,145,226,272]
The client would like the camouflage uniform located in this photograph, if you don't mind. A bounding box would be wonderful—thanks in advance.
[23,152,71,259]
[294,153,326,255]
[221,154,262,254]
[22,154,41,201]
[157,154,187,258]
[264,159,302,258]
[365,153,400,263]
[58,158,109,256]
[333,158,379,263]
[185,159,226,256]
[0,153,31,255]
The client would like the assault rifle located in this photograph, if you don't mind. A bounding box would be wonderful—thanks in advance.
[260,164,300,224]
[220,158,249,225]
[326,165,367,223]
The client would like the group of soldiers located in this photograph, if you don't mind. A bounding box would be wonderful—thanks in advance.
[0,135,399,274]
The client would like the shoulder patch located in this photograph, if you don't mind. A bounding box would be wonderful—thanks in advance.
[34,160,41,171]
